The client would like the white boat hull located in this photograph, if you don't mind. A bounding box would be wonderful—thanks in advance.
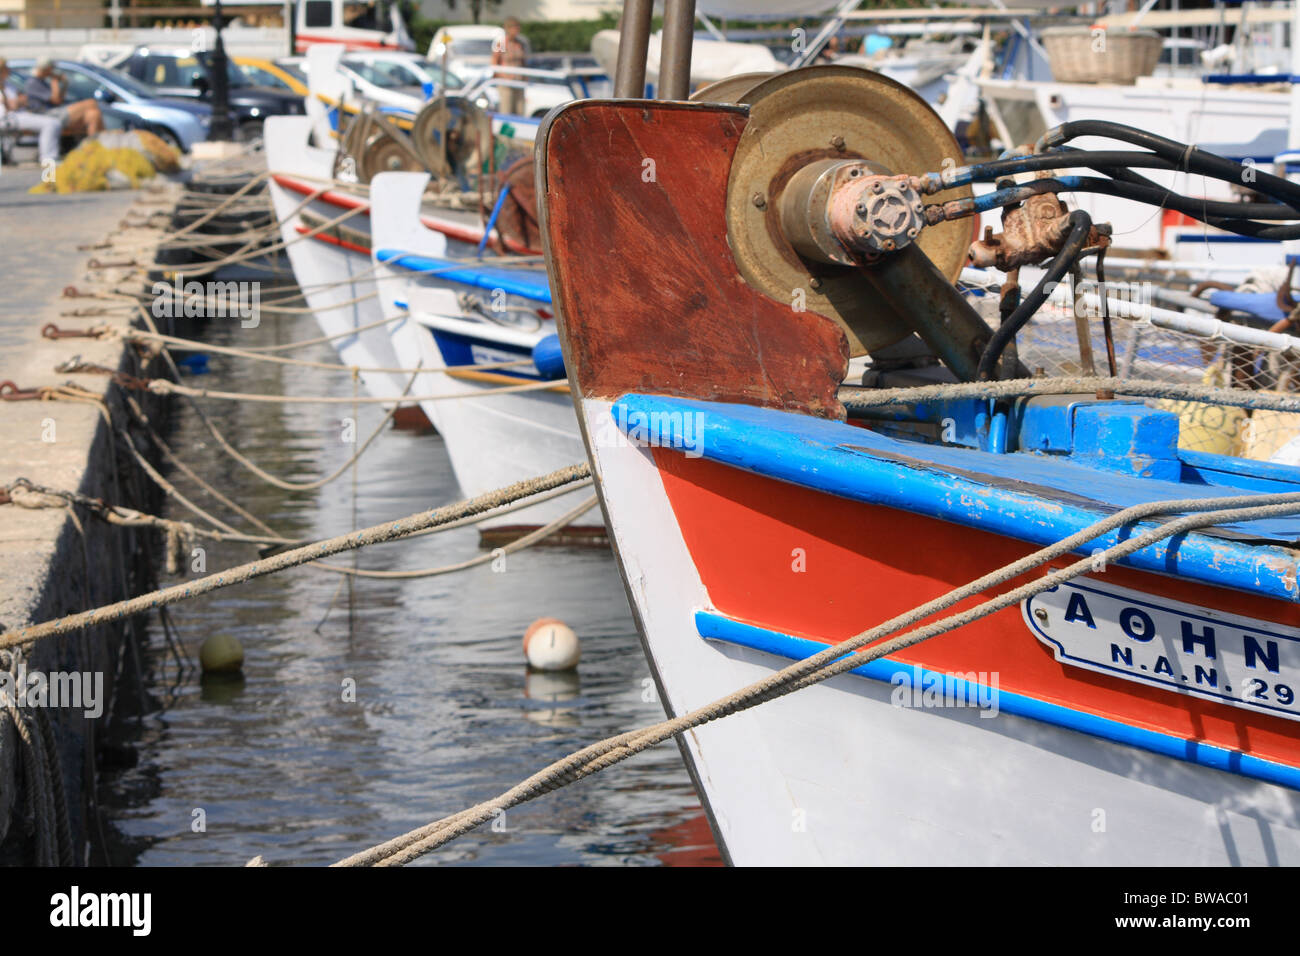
[264,115,410,403]
[580,398,1300,865]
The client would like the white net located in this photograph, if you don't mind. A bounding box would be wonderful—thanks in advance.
[1014,289,1300,460]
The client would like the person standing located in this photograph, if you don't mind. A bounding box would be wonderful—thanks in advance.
[492,17,529,117]
[0,58,61,164]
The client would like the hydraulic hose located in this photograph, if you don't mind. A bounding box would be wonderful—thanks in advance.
[1037,119,1300,211]
[976,209,1092,381]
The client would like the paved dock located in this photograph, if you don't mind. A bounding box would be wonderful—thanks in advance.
[0,165,172,863]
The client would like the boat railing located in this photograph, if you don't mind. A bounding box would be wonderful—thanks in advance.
[461,63,611,104]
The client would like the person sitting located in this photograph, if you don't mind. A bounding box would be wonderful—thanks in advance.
[0,57,61,164]
[23,57,103,144]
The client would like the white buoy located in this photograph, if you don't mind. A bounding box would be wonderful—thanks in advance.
[200,633,244,674]
[522,617,580,671]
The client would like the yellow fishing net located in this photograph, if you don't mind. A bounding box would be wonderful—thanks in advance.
[29,130,181,194]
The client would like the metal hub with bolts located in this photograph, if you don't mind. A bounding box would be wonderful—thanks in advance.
[717,65,973,355]
[839,175,926,256]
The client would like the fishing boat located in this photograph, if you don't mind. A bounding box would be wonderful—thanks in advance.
[264,113,412,406]
[539,0,1300,864]
[262,44,544,414]
[366,172,602,543]
[269,46,540,263]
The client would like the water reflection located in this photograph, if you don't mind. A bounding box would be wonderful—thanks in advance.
[98,299,720,867]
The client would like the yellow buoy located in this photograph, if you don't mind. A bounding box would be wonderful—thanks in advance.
[200,633,245,674]
[522,617,580,672]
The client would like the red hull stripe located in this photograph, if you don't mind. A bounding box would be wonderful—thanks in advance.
[271,173,538,254]
[294,223,370,257]
[296,35,397,51]
[652,449,1300,772]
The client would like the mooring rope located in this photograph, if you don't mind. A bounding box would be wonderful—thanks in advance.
[0,463,591,650]
[147,376,564,404]
[46,371,417,495]
[110,323,535,376]
[839,376,1300,414]
[115,388,597,560]
[0,648,73,866]
[332,490,1300,866]
[314,494,599,579]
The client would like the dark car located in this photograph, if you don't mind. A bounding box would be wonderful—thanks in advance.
[119,47,305,140]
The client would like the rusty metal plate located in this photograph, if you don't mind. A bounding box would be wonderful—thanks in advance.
[725,66,973,354]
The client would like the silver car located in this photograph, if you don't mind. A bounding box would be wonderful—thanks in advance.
[8,58,210,151]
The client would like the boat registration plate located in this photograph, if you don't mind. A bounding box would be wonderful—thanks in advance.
[1023,576,1300,722]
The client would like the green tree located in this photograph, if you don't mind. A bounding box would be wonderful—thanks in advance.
[440,0,504,24]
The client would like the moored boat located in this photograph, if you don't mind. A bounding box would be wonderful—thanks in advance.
[367,171,602,543]
[538,7,1300,864]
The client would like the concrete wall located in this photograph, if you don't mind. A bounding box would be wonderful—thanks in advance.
[0,25,290,62]
[0,172,176,864]
[0,0,103,29]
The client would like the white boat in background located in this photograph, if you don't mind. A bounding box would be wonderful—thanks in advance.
[264,113,414,406]
[977,75,1291,261]
[975,2,1300,262]
[589,28,779,94]
[368,172,604,543]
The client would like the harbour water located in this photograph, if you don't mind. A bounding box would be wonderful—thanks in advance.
[96,293,721,867]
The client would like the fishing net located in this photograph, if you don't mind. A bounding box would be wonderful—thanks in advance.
[29,130,180,195]
[1010,276,1300,460]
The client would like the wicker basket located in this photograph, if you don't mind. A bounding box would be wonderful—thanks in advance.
[1041,26,1163,85]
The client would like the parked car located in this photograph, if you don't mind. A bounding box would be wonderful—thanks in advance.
[6,58,210,151]
[286,52,460,116]
[427,25,522,85]
[119,47,305,140]
[233,56,309,97]
[342,51,466,99]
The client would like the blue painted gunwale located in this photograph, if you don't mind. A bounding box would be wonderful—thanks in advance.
[374,247,552,302]
[696,610,1300,792]
[611,394,1300,603]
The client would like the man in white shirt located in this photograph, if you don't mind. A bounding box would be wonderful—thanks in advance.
[0,57,61,164]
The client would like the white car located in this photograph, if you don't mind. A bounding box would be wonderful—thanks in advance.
[427,24,519,85]
[343,50,468,100]
[285,52,443,116]
[460,57,609,120]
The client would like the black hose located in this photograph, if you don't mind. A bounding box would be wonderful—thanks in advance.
[1046,146,1300,238]
[1040,120,1300,210]
[982,176,1300,221]
[976,210,1092,382]
[1064,177,1300,221]
[969,177,1300,240]
[967,150,1179,181]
